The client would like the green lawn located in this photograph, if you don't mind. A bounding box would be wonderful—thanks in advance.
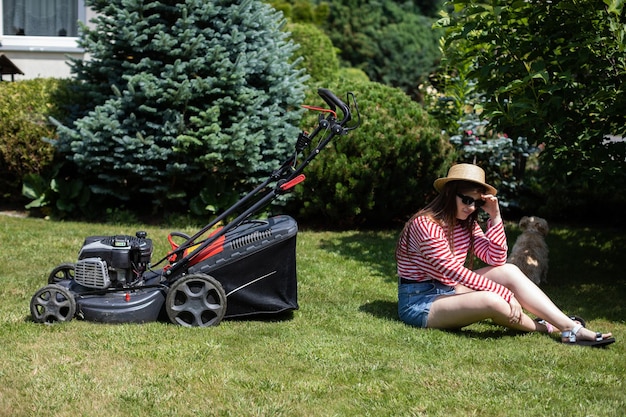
[0,215,624,416]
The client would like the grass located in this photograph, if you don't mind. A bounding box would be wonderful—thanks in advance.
[0,215,625,416]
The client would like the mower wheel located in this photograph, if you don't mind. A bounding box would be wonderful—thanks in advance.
[166,274,227,327]
[30,284,77,324]
[48,263,76,284]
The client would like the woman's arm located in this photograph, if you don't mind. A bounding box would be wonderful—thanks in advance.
[413,217,513,301]
[472,220,508,266]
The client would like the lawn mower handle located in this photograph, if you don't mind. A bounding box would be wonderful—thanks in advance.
[158,88,358,280]
[317,88,351,126]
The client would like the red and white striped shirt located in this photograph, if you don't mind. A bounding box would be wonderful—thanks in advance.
[397,215,513,302]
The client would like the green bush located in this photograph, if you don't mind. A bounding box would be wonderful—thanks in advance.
[322,0,442,100]
[436,0,626,225]
[288,71,455,228]
[270,0,330,26]
[287,22,339,85]
[0,78,73,204]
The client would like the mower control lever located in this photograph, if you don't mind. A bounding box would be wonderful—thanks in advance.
[278,174,306,193]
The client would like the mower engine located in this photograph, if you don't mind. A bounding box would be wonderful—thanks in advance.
[74,232,153,289]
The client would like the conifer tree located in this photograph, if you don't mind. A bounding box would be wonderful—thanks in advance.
[55,0,306,214]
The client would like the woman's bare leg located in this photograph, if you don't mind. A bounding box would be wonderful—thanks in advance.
[476,264,612,341]
[426,288,540,331]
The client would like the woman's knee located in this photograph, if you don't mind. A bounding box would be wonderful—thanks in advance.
[480,291,511,314]
[490,263,523,276]
[502,263,524,275]
[483,263,526,286]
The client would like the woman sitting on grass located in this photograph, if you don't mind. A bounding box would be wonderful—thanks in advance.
[396,163,615,347]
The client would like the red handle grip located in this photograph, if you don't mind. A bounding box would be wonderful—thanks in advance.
[279,174,306,191]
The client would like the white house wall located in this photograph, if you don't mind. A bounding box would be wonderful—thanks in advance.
[2,49,84,79]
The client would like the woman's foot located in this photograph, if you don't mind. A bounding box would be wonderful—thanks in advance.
[534,318,554,333]
[561,324,615,347]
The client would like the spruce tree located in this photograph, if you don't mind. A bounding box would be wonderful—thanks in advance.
[55,0,306,214]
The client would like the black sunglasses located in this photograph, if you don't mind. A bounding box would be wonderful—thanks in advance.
[457,193,486,208]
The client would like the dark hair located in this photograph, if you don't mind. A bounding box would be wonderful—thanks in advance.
[396,180,486,261]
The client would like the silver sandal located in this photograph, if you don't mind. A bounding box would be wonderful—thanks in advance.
[561,324,615,347]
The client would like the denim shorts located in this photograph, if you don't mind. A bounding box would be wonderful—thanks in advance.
[398,279,455,328]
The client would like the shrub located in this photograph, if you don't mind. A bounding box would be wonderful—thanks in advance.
[288,71,455,228]
[436,0,626,225]
[322,0,442,100]
[0,78,73,204]
[448,116,541,214]
[287,22,339,85]
[270,0,330,26]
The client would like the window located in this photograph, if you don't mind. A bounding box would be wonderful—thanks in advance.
[0,0,88,55]
[2,0,85,37]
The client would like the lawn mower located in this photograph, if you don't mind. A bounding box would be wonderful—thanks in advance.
[30,88,359,327]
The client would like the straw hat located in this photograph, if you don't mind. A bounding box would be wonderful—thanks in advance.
[433,163,497,195]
